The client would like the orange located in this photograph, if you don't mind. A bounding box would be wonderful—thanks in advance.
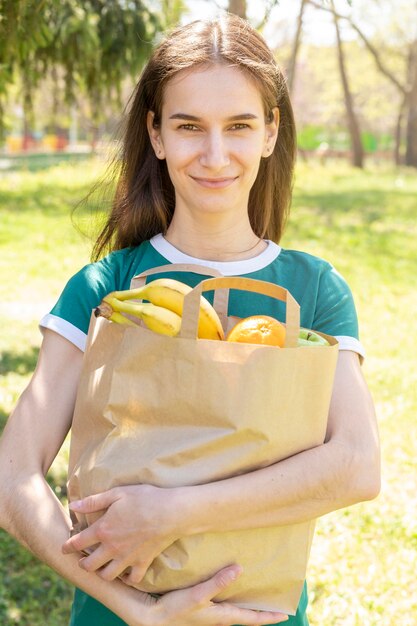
[226,315,286,347]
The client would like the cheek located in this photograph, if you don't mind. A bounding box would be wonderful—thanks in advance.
[241,145,265,177]
[164,144,197,170]
[236,135,265,160]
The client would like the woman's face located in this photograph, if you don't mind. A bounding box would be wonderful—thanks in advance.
[147,64,279,222]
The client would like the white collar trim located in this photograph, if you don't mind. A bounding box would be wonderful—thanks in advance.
[150,234,281,275]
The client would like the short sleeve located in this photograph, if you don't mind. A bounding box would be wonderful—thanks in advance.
[39,261,117,351]
[313,264,364,359]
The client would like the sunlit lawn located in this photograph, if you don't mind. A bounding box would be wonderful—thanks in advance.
[0,156,416,625]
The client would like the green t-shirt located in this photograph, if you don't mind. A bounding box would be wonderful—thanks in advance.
[41,234,363,356]
[69,582,309,625]
[40,235,363,626]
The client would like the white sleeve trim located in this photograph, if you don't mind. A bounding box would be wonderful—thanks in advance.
[335,335,365,360]
[39,313,87,352]
[38,316,365,361]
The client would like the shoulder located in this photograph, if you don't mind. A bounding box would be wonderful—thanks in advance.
[78,246,141,283]
[277,247,334,274]
[267,246,363,353]
[276,247,351,294]
[65,243,153,294]
[40,242,153,348]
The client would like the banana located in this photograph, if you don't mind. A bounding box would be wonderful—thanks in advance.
[95,296,182,337]
[298,328,330,346]
[97,286,329,346]
[102,278,224,341]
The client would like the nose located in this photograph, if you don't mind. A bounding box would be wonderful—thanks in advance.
[199,130,230,170]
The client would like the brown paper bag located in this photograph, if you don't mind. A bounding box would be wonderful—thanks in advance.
[67,267,339,614]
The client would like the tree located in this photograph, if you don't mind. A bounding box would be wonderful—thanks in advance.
[286,0,308,95]
[331,0,364,167]
[159,0,189,30]
[307,0,417,166]
[228,0,247,18]
[405,39,417,166]
[0,0,162,143]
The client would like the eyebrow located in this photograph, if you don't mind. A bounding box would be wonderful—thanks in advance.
[168,113,259,121]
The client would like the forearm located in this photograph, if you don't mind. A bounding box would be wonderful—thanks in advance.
[0,470,154,626]
[176,439,370,535]
[176,352,380,537]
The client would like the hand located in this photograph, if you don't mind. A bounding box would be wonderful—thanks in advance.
[62,484,181,586]
[150,565,289,626]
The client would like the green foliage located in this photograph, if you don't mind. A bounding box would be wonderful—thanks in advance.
[291,39,404,138]
[297,125,395,152]
[0,530,73,626]
[0,0,163,138]
[0,157,416,623]
[159,0,189,29]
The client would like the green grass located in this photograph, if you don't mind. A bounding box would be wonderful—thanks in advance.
[0,151,92,172]
[0,158,416,625]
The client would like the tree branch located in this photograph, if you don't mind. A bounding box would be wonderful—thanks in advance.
[306,0,408,94]
[255,0,281,31]
[286,0,307,93]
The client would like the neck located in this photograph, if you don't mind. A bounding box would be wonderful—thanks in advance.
[164,216,266,261]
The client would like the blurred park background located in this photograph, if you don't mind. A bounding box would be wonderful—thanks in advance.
[0,0,416,624]
[1,0,417,168]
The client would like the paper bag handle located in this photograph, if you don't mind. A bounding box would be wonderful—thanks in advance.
[130,263,223,288]
[181,276,300,348]
[130,264,226,318]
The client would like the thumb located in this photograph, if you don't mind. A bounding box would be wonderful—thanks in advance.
[69,489,117,514]
[190,565,243,606]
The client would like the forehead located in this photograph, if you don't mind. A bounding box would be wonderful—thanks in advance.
[161,64,264,116]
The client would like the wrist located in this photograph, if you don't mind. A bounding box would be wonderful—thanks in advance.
[171,484,209,536]
[145,601,166,626]
[111,584,157,626]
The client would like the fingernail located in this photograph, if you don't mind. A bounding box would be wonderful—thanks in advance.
[229,565,242,580]
[69,500,82,509]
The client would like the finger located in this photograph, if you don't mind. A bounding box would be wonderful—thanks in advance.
[121,563,147,587]
[188,565,243,607]
[69,489,118,514]
[96,558,143,583]
[185,567,288,624]
[95,560,128,581]
[217,604,289,625]
[62,525,100,554]
[79,546,114,573]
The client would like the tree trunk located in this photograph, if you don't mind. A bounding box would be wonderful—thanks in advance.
[51,66,60,136]
[228,0,246,19]
[394,94,407,166]
[332,2,364,168]
[286,0,307,95]
[308,0,406,94]
[405,41,417,167]
[22,71,34,152]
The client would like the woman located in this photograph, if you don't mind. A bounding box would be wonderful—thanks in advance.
[0,14,380,626]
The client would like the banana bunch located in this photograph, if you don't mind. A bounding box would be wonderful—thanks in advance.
[94,278,225,340]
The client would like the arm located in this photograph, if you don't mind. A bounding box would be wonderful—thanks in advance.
[0,330,154,622]
[178,350,381,532]
[64,350,380,585]
[0,330,287,626]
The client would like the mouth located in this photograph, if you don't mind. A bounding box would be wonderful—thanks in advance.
[191,176,238,189]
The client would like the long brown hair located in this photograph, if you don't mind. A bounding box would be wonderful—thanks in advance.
[92,13,297,261]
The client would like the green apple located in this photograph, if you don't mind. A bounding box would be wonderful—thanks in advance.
[298,327,330,346]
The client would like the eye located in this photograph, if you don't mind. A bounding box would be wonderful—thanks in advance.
[178,123,200,131]
[230,123,250,130]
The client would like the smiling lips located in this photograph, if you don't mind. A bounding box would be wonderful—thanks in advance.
[191,176,238,189]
